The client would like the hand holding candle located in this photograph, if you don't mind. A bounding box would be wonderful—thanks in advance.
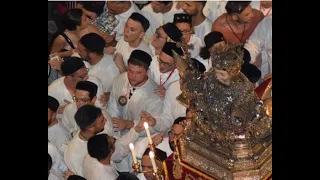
[129,143,137,164]
[149,151,158,173]
[144,122,153,145]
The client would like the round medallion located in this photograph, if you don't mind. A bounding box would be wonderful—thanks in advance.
[118,95,128,106]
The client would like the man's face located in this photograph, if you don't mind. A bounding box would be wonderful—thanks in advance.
[151,1,167,13]
[73,89,95,109]
[107,1,126,15]
[169,124,184,143]
[237,5,254,24]
[71,67,89,82]
[90,114,106,135]
[77,43,90,61]
[141,156,163,180]
[127,64,148,87]
[182,1,200,16]
[151,27,167,49]
[175,22,192,43]
[260,1,272,9]
[158,52,176,73]
[124,19,144,42]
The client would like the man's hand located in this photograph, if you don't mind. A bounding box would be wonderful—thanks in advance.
[112,117,133,131]
[141,111,157,127]
[134,117,147,133]
[155,85,166,99]
[57,100,71,114]
[99,92,110,106]
[103,31,117,44]
[152,132,164,146]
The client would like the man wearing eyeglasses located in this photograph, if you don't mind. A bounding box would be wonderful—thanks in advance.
[62,81,114,138]
[148,42,183,98]
[150,22,183,56]
[48,57,106,118]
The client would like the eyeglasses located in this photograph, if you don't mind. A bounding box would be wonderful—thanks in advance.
[157,57,175,67]
[180,29,192,34]
[71,68,89,80]
[168,130,180,138]
[72,96,92,103]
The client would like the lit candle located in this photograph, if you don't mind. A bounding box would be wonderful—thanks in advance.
[149,151,158,173]
[144,122,153,145]
[129,143,137,164]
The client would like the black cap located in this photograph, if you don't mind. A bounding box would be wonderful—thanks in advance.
[173,13,192,24]
[75,104,101,129]
[204,31,224,49]
[80,33,106,54]
[48,95,59,112]
[190,58,206,73]
[162,42,183,57]
[162,23,183,42]
[129,12,150,32]
[129,49,152,66]
[61,57,85,76]
[241,48,261,83]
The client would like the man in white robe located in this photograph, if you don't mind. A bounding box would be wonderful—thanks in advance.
[48,96,71,153]
[82,122,145,180]
[203,0,227,23]
[48,57,105,117]
[112,12,152,73]
[107,50,163,138]
[77,33,120,104]
[181,1,212,43]
[48,142,68,180]
[148,42,183,98]
[251,1,272,17]
[244,14,272,83]
[62,81,114,138]
[141,1,184,34]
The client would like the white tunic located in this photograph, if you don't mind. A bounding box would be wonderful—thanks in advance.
[141,2,184,34]
[251,1,272,16]
[87,54,120,93]
[153,80,186,132]
[203,0,227,23]
[115,37,152,68]
[48,142,67,180]
[62,102,114,138]
[148,56,180,89]
[107,72,163,133]
[64,128,140,176]
[188,34,204,58]
[48,75,105,109]
[83,155,119,180]
[244,15,272,81]
[113,2,140,41]
[193,18,212,44]
[48,121,71,152]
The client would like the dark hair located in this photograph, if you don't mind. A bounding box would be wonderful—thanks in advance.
[173,117,186,125]
[62,8,83,30]
[75,105,102,130]
[128,58,149,71]
[116,172,139,180]
[67,175,87,180]
[225,1,252,14]
[76,81,98,99]
[88,134,111,161]
[48,154,52,177]
[159,1,172,5]
[80,33,105,55]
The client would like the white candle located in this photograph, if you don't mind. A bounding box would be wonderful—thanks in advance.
[129,143,137,164]
[149,151,158,173]
[144,122,153,145]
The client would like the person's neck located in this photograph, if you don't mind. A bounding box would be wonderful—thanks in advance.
[89,55,104,66]
[79,130,94,141]
[121,2,132,14]
[99,156,111,166]
[192,12,205,27]
[48,118,58,128]
[131,77,148,88]
[64,77,77,92]
[129,38,142,48]
[161,3,173,14]
[65,29,77,35]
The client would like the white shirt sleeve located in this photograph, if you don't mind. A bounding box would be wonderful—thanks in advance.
[107,79,121,118]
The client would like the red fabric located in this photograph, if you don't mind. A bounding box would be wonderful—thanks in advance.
[57,2,68,15]
[255,78,271,99]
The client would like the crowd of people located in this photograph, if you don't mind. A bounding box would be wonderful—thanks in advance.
[48,1,272,180]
